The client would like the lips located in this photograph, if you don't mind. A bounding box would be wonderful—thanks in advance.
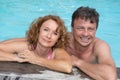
[43,38,51,43]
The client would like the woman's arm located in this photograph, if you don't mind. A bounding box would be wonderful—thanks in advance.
[40,48,72,73]
[52,48,72,73]
[0,38,27,62]
[18,48,72,73]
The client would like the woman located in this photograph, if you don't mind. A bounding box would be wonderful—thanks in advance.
[0,15,72,73]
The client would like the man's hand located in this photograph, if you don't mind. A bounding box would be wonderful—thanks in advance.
[71,55,81,67]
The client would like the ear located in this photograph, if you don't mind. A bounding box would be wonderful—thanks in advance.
[72,27,74,34]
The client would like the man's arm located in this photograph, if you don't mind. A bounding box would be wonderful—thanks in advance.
[72,42,117,80]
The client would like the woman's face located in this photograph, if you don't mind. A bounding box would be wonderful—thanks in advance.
[38,19,60,48]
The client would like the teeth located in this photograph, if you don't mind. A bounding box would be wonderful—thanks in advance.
[81,37,89,43]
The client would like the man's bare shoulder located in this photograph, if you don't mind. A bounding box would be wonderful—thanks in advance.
[94,37,110,54]
[67,32,73,43]
[67,32,73,38]
[94,38,109,46]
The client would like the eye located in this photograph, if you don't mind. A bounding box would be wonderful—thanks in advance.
[43,28,48,31]
[88,28,95,32]
[53,32,58,35]
[76,27,84,30]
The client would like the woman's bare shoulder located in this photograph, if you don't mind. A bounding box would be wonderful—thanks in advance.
[0,38,28,49]
[53,48,65,52]
[0,38,27,44]
[53,48,69,57]
[0,38,28,53]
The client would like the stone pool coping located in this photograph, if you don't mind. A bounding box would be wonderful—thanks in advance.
[0,61,119,80]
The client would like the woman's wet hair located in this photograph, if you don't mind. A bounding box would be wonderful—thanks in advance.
[26,15,68,50]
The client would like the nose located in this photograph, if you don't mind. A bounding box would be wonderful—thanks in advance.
[47,32,52,39]
[83,29,88,36]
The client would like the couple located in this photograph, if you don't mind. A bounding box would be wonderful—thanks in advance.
[0,6,117,80]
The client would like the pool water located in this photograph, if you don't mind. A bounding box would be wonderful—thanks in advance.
[0,0,120,67]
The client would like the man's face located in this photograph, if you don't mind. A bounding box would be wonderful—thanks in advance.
[72,18,97,47]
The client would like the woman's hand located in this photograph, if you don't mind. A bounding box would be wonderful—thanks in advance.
[17,50,38,64]
[12,53,25,63]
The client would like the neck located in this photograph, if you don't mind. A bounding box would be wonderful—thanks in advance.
[34,43,51,57]
[73,39,90,53]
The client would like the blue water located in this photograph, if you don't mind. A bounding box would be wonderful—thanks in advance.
[0,0,120,67]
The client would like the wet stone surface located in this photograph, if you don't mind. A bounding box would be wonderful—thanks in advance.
[0,62,119,80]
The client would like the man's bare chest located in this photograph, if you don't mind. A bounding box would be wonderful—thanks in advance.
[68,47,96,63]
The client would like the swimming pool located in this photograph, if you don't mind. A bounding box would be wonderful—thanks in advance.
[0,0,120,67]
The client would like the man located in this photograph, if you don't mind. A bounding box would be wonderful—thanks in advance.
[65,6,117,80]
